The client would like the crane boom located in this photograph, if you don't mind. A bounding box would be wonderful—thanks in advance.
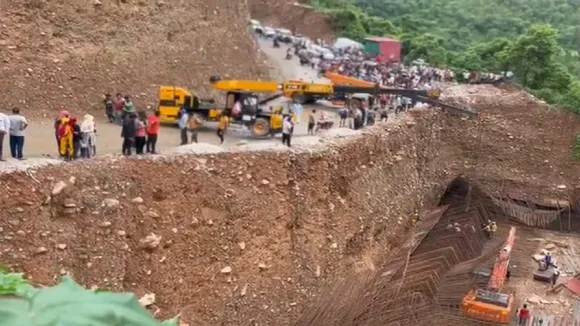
[208,74,478,118]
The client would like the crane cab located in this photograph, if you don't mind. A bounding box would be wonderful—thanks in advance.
[226,91,259,119]
[223,91,287,137]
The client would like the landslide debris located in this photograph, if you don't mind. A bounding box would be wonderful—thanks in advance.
[1,84,580,325]
[0,0,269,117]
[441,84,580,201]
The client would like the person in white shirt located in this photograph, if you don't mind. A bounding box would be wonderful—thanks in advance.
[177,108,189,145]
[292,101,303,124]
[0,111,11,161]
[8,107,28,160]
[282,116,294,147]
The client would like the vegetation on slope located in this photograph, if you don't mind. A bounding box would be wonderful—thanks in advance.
[0,269,178,326]
[309,0,580,113]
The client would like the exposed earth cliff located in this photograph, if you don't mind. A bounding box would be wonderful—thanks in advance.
[0,0,269,116]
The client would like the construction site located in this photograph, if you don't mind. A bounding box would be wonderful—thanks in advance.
[1,1,580,325]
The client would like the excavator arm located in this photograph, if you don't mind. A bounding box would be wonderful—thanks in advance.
[461,226,516,324]
[488,226,516,291]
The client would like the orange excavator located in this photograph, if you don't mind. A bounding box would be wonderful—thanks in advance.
[462,226,516,324]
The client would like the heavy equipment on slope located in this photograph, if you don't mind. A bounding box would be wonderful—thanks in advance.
[461,226,516,324]
[157,74,476,138]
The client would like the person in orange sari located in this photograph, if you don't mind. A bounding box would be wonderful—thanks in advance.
[57,117,73,160]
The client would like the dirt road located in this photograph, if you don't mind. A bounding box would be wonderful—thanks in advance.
[0,35,344,166]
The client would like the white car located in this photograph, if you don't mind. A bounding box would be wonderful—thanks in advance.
[276,28,292,35]
[309,45,335,60]
[321,51,335,60]
[264,27,276,38]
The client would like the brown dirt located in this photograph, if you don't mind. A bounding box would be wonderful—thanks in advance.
[248,0,336,42]
[1,69,580,324]
[441,84,580,202]
[0,0,269,118]
[0,113,453,325]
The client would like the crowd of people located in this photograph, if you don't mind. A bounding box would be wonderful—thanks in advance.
[102,93,162,156]
[293,39,510,90]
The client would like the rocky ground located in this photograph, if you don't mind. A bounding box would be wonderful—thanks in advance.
[2,79,579,323]
[441,83,580,202]
[0,111,455,325]
[2,0,580,325]
[0,0,270,117]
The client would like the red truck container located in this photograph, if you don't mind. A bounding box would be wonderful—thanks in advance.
[364,37,402,63]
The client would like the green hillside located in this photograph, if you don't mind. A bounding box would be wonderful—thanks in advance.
[309,0,580,113]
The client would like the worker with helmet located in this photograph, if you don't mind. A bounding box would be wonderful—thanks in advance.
[491,221,498,238]
[483,220,492,239]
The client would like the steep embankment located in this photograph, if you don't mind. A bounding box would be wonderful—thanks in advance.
[441,84,580,201]
[248,0,335,42]
[0,111,457,325]
[0,0,269,116]
[1,85,579,325]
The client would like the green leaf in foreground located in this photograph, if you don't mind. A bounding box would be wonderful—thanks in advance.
[0,271,36,298]
[0,276,178,326]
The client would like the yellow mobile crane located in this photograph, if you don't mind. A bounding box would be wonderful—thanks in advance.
[207,76,338,137]
[157,78,336,137]
[158,75,476,138]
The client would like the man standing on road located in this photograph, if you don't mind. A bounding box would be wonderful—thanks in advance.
[146,111,160,154]
[121,113,137,156]
[282,115,294,147]
[0,111,10,161]
[178,108,190,145]
[307,109,316,135]
[113,93,125,125]
[104,94,114,123]
[8,108,28,160]
[292,101,303,124]
[187,114,203,144]
[217,111,230,145]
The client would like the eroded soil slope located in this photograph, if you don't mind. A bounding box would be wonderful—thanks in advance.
[0,0,269,116]
[249,0,335,42]
[442,84,580,202]
[0,112,456,325]
[1,85,580,325]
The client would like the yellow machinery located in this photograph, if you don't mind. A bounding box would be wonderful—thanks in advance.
[461,227,516,324]
[158,74,475,138]
[158,80,334,137]
[210,78,334,104]
[158,86,217,124]
[208,77,335,137]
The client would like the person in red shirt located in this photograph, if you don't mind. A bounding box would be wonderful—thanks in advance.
[518,304,530,325]
[146,111,160,154]
[113,93,125,125]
